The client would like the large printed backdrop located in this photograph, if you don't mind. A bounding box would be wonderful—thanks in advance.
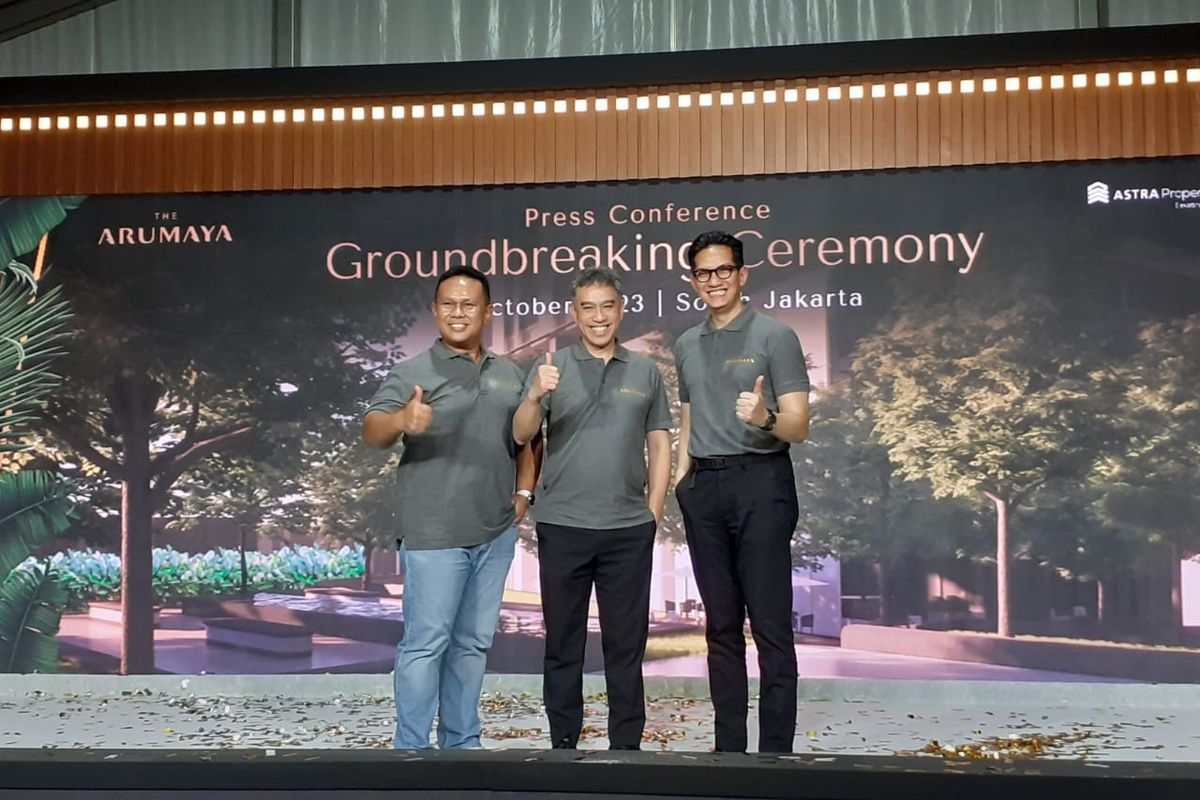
[16,156,1200,677]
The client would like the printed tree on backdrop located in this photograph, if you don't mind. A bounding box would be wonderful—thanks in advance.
[34,220,419,674]
[1015,487,1144,626]
[1090,314,1200,634]
[793,382,987,624]
[164,440,310,596]
[301,422,400,590]
[853,275,1124,637]
[0,198,79,672]
[640,332,689,547]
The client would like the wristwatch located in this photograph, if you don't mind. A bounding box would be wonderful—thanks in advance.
[514,488,536,505]
[758,409,778,432]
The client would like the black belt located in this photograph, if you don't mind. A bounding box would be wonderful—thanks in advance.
[691,451,786,472]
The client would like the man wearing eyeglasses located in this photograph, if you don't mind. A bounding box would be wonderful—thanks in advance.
[672,230,811,754]
[363,265,540,750]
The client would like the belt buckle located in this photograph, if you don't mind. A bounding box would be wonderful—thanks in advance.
[709,456,727,470]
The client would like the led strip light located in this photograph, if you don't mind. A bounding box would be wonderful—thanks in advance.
[2,67,1196,134]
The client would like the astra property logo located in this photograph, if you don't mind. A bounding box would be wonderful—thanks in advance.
[1083,180,1200,210]
[1086,181,1110,204]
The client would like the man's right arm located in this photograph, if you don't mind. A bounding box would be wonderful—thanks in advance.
[672,402,692,487]
[671,345,691,487]
[363,409,406,449]
[512,394,545,446]
[513,354,558,445]
[363,367,429,449]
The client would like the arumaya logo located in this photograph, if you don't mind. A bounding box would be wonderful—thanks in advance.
[97,216,233,246]
[1086,181,1110,205]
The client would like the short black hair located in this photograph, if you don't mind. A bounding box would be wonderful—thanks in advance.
[571,267,622,299]
[434,265,491,303]
[686,230,744,269]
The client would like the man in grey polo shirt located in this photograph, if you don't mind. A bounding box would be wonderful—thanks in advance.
[363,265,539,750]
[512,268,672,750]
[673,230,811,754]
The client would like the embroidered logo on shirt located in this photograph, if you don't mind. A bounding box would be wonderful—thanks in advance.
[619,387,649,399]
[725,357,757,366]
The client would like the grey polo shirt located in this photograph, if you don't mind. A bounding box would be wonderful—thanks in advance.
[524,343,672,530]
[365,340,525,550]
[673,307,810,458]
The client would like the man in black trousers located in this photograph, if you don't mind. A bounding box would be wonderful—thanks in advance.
[672,230,811,754]
[513,267,672,750]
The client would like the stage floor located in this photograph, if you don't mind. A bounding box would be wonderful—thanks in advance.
[0,745,1196,800]
[2,676,1197,798]
[1,675,1196,760]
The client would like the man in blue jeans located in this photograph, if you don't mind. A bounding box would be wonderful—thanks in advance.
[363,265,540,749]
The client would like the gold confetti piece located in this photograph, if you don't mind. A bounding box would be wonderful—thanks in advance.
[641,727,688,747]
[485,727,543,740]
[918,731,1097,761]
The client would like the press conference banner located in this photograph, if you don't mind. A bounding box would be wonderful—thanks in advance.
[10,156,1200,679]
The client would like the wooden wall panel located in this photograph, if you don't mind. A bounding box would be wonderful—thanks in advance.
[743,84,765,175]
[830,79,851,171]
[766,80,786,174]
[784,83,807,173]
[678,86,700,176]
[1074,75,1098,160]
[576,92,597,182]
[639,90,659,180]
[554,97,576,184]
[720,87,743,176]
[963,73,985,164]
[1187,65,1200,154]
[893,80,916,168]
[808,82,830,172]
[699,91,718,175]
[659,89,679,179]
[1,58,1198,197]
[1144,76,1169,157]
[513,102,535,184]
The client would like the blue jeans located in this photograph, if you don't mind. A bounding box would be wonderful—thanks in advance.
[393,526,516,749]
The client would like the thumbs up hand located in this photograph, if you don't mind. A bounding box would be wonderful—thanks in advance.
[735,375,769,427]
[401,384,433,435]
[530,352,560,401]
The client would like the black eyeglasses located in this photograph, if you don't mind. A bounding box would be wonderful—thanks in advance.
[691,265,739,283]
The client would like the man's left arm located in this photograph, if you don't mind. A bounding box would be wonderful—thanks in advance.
[767,391,809,443]
[766,325,811,443]
[736,326,811,443]
[646,429,671,523]
[513,432,543,524]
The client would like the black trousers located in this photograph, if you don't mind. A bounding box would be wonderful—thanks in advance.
[675,451,799,753]
[537,520,655,750]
